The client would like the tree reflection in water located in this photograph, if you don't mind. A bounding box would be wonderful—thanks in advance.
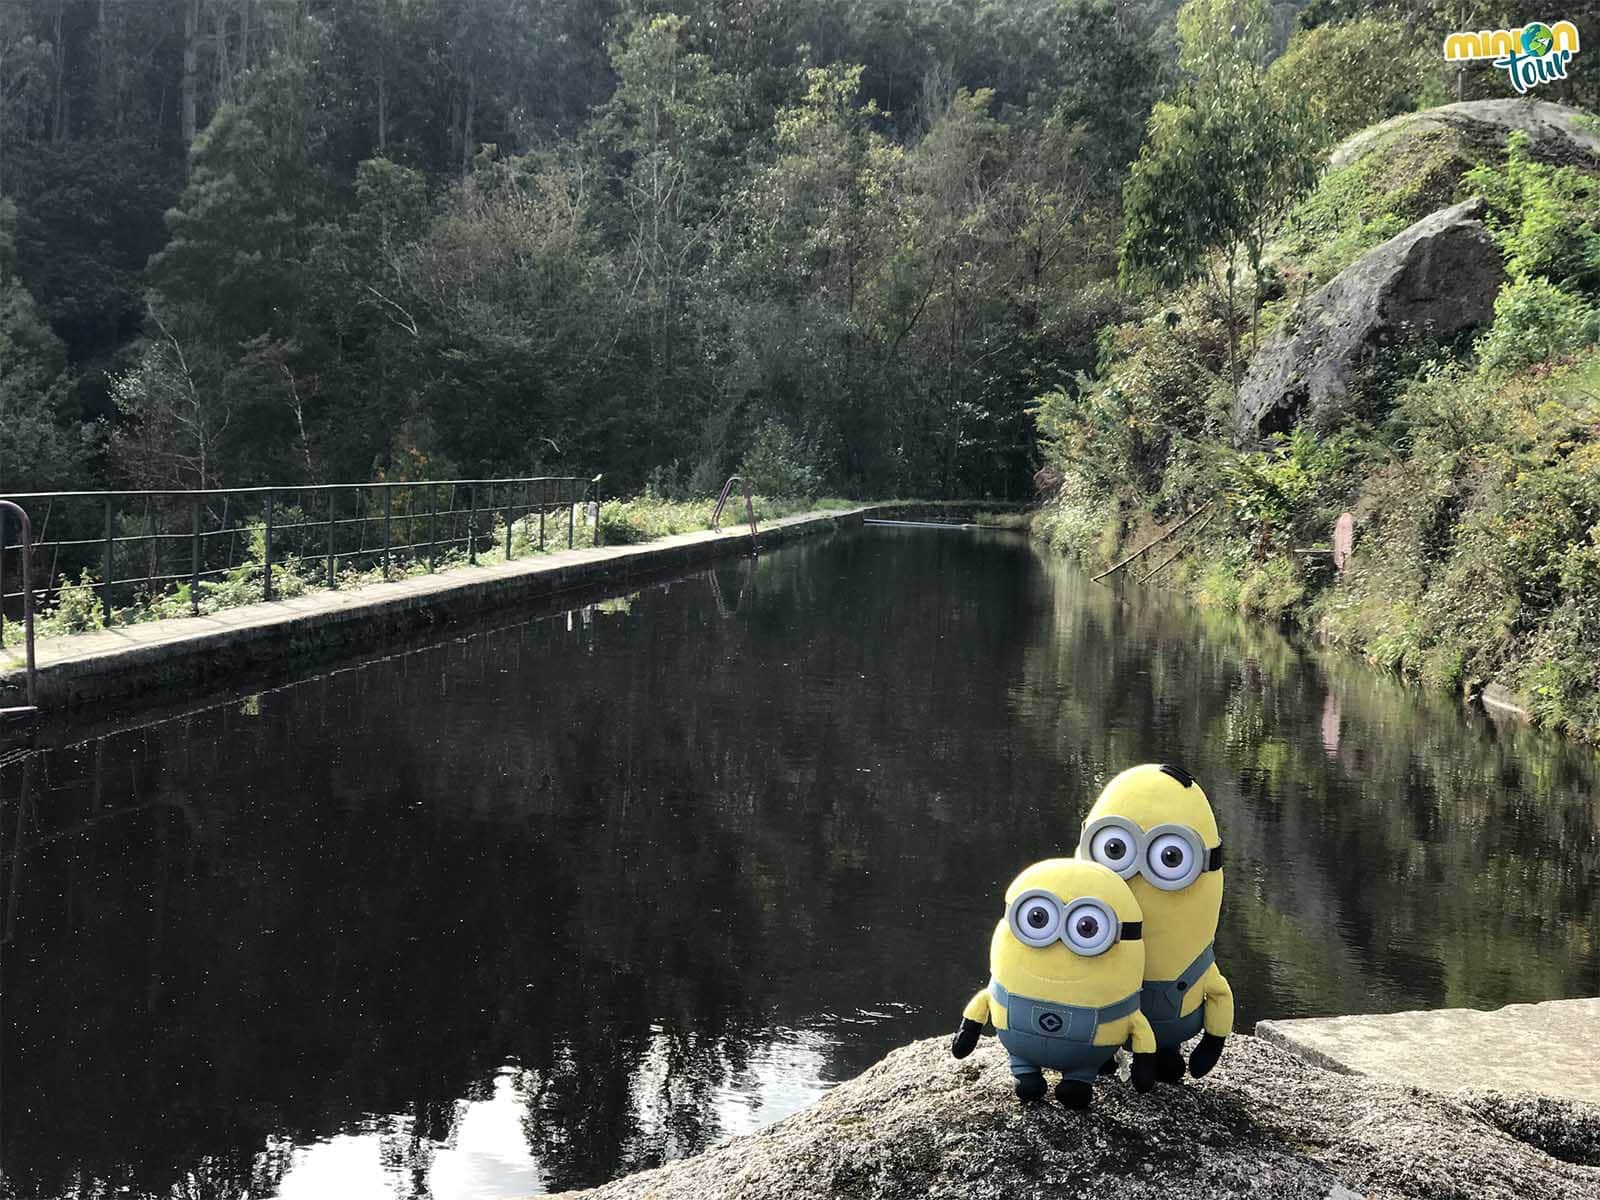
[1,530,1596,1198]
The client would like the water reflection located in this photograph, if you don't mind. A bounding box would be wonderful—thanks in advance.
[2,529,1596,1198]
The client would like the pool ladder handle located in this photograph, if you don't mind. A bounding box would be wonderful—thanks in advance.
[711,477,759,554]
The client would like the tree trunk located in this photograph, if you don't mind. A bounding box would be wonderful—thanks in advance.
[460,71,476,176]
[51,2,67,141]
[97,0,111,129]
[1225,257,1241,394]
[376,8,388,152]
[181,0,199,149]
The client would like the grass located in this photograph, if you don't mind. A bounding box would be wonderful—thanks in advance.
[1,494,864,650]
[971,511,1034,530]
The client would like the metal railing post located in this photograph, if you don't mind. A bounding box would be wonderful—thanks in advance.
[539,490,545,551]
[0,506,7,645]
[504,483,513,560]
[263,491,275,601]
[567,482,575,549]
[326,491,337,589]
[101,497,114,624]
[190,496,201,615]
[428,485,438,572]
[383,485,393,579]
[146,501,157,596]
[468,485,478,564]
[0,500,37,708]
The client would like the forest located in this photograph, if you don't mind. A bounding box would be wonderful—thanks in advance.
[3,0,1592,504]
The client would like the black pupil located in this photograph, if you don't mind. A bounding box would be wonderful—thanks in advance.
[1027,906,1050,929]
[1105,838,1126,859]
[1076,915,1099,938]
[1162,846,1184,868]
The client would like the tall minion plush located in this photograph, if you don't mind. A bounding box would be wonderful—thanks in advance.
[1078,763,1233,1083]
[950,858,1158,1106]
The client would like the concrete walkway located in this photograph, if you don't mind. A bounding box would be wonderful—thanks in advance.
[1256,997,1600,1102]
[1,505,871,711]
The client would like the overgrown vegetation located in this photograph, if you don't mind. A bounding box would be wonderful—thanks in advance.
[1036,107,1600,739]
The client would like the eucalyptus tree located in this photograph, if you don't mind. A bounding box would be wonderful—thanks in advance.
[1120,0,1320,390]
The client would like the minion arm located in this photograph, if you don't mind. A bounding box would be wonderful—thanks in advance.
[1127,1008,1157,1055]
[1200,963,1234,1037]
[961,989,991,1024]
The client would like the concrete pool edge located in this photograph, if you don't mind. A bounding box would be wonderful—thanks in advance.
[1256,997,1600,1103]
[0,504,883,713]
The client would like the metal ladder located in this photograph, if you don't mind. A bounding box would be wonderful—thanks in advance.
[711,476,759,553]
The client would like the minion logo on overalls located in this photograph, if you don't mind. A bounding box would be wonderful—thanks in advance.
[950,859,1159,1106]
[1078,763,1234,1085]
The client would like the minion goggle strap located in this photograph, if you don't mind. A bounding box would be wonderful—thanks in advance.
[1078,816,1224,891]
[1005,889,1141,957]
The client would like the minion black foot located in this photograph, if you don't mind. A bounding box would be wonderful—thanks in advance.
[1013,1072,1048,1101]
[1055,1079,1093,1108]
[1097,1053,1121,1077]
[1154,1046,1187,1085]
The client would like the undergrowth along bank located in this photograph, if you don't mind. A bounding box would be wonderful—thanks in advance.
[1032,122,1600,744]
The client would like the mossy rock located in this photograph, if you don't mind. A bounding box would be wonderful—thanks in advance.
[1274,100,1600,293]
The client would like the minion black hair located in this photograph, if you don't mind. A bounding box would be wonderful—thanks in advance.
[1158,764,1195,788]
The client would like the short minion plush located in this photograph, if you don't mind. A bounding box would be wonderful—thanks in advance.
[950,859,1157,1106]
[1078,763,1233,1084]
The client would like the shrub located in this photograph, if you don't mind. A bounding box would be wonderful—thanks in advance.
[1474,279,1600,376]
[1237,556,1306,619]
[1222,427,1355,553]
[1465,132,1600,291]
[40,570,105,637]
[739,420,821,499]
[1266,18,1437,148]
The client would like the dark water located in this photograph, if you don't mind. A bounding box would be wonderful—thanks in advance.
[2,529,1597,1198]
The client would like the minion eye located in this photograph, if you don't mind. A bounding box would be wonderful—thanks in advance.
[1146,832,1197,887]
[1062,901,1116,956]
[1008,892,1063,946]
[1088,824,1138,875]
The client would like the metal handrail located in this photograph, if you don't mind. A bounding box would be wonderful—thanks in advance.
[0,500,37,711]
[711,476,758,549]
[0,476,593,627]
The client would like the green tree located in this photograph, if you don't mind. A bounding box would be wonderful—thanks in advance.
[0,198,82,493]
[1266,17,1436,147]
[1120,0,1320,390]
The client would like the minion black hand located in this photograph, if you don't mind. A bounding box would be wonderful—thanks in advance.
[1187,1032,1226,1078]
[951,1017,983,1059]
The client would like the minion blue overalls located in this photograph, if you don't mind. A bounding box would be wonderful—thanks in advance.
[988,979,1138,1084]
[1140,944,1214,1047]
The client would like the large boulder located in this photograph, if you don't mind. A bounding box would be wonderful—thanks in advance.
[548,1033,1600,1200]
[1236,197,1504,442]
[1330,100,1600,172]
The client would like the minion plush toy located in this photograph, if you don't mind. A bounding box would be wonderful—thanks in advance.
[950,859,1157,1106]
[1078,763,1233,1083]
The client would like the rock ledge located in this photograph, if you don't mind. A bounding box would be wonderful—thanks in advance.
[550,1033,1600,1199]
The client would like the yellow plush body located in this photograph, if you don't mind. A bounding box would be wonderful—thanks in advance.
[1080,765,1234,1057]
[953,858,1155,1103]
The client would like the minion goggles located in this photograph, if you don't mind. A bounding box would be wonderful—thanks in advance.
[1005,890,1142,957]
[1078,817,1224,891]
